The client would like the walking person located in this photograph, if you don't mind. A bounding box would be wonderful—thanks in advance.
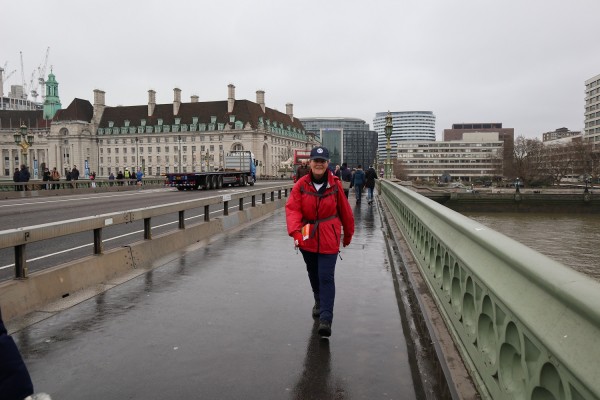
[19,165,30,192]
[50,167,60,190]
[12,168,20,191]
[340,163,352,198]
[365,165,378,205]
[71,165,80,180]
[286,146,355,337]
[42,168,51,190]
[351,164,365,204]
[295,161,310,181]
[136,168,144,186]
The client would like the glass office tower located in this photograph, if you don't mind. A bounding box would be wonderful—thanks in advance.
[299,117,378,168]
[373,111,436,159]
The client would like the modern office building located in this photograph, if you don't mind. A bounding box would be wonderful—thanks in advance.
[373,111,436,160]
[542,127,581,142]
[443,123,514,177]
[584,73,600,150]
[299,117,378,168]
[396,132,504,182]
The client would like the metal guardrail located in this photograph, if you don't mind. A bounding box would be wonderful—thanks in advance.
[379,180,600,400]
[0,178,166,192]
[0,183,293,279]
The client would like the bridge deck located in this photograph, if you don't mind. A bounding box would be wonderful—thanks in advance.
[11,201,420,399]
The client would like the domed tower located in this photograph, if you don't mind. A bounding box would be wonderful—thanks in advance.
[43,69,62,120]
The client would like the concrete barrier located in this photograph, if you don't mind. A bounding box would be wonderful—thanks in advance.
[0,185,291,322]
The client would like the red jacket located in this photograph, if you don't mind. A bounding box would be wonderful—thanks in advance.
[286,171,354,254]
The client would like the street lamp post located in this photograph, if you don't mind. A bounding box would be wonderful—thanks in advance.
[135,137,139,173]
[14,124,35,171]
[385,111,393,179]
[96,137,100,175]
[515,177,520,193]
[178,135,182,173]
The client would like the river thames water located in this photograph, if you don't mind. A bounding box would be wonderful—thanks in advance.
[462,212,600,283]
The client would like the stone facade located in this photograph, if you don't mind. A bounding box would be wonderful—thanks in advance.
[1,84,316,178]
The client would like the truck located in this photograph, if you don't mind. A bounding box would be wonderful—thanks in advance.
[165,151,257,190]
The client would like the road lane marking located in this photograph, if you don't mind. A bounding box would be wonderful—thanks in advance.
[0,198,255,271]
[0,189,169,208]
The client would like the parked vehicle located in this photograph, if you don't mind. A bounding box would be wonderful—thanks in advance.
[164,151,257,191]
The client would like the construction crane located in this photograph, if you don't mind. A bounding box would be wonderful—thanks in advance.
[37,47,50,101]
[29,69,39,101]
[20,51,27,99]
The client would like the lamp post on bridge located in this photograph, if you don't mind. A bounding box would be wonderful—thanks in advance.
[385,111,393,179]
[178,135,182,173]
[515,177,520,193]
[14,124,35,171]
[135,137,139,173]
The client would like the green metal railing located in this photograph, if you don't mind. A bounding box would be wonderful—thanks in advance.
[380,180,600,400]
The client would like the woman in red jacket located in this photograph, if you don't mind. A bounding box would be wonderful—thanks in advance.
[285,146,354,337]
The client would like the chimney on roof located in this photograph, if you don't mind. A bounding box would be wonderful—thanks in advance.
[256,90,265,113]
[173,88,181,115]
[286,103,293,120]
[148,90,156,116]
[93,89,106,125]
[191,95,199,103]
[227,84,235,113]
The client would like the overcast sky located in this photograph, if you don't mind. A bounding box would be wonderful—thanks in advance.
[3,0,599,139]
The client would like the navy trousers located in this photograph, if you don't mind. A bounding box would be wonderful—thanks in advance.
[300,250,337,323]
[0,311,34,400]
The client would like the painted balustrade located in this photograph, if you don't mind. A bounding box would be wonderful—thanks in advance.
[380,180,600,400]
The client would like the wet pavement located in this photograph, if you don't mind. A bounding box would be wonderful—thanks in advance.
[13,198,419,399]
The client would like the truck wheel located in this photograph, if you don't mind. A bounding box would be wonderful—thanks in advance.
[217,176,223,189]
[240,175,246,186]
[208,175,215,190]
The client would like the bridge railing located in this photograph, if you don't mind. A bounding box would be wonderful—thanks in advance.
[380,180,600,400]
[0,184,293,280]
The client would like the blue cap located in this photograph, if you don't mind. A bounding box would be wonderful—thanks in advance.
[309,146,330,161]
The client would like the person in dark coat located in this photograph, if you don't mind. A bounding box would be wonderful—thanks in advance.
[295,162,310,181]
[42,168,51,190]
[340,163,352,198]
[12,168,20,191]
[71,165,80,180]
[365,165,378,205]
[0,307,34,399]
[351,165,365,204]
[19,165,30,192]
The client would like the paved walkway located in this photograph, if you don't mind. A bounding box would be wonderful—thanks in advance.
[13,199,420,399]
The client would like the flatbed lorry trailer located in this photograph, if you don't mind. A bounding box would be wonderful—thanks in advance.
[165,151,256,190]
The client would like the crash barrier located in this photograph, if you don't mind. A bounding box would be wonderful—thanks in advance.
[0,178,167,197]
[379,180,600,399]
[0,184,294,321]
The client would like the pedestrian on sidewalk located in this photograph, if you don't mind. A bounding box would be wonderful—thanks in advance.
[365,165,378,205]
[351,164,365,204]
[286,146,355,337]
[340,163,352,198]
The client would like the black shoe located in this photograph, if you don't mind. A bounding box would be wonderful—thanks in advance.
[318,320,332,337]
[312,302,320,318]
